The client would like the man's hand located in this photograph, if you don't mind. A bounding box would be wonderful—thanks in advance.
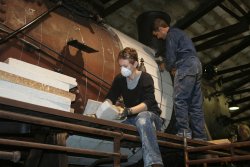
[171,68,176,77]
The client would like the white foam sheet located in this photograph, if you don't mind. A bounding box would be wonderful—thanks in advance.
[0,80,71,112]
[5,58,77,88]
[0,62,71,91]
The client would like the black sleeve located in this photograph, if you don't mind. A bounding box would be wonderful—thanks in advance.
[141,73,156,108]
[105,75,122,104]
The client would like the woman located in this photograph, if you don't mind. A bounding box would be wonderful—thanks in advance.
[105,47,163,167]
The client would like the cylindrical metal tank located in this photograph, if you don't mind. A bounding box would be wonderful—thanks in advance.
[0,0,173,166]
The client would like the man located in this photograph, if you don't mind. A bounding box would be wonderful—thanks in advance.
[152,17,207,140]
[105,47,164,167]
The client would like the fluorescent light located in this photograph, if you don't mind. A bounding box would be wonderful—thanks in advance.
[229,106,239,111]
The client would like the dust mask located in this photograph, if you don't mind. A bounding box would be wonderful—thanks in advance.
[121,66,132,77]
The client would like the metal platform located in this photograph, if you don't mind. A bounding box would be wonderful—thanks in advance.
[0,96,249,166]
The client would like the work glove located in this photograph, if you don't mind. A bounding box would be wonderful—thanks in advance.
[117,108,132,120]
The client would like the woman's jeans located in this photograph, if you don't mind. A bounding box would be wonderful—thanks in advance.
[123,111,163,167]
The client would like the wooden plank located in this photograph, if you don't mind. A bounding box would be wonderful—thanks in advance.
[0,70,75,101]
[5,58,77,88]
[0,62,70,91]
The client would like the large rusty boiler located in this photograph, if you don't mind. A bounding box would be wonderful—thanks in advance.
[0,0,173,166]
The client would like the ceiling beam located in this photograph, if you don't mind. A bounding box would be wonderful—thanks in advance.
[232,96,250,105]
[225,88,250,96]
[209,37,250,66]
[209,76,250,97]
[231,103,250,118]
[101,0,133,17]
[228,0,248,16]
[217,63,250,75]
[174,0,224,29]
[232,114,250,123]
[220,69,250,83]
[210,35,250,50]
[219,4,241,20]
[100,0,112,4]
[222,76,250,93]
[192,22,247,42]
[195,24,249,51]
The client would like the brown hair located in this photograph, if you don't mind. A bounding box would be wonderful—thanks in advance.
[153,18,169,31]
[118,47,138,65]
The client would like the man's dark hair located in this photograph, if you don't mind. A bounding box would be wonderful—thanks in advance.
[153,18,169,31]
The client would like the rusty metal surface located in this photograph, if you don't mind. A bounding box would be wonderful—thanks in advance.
[0,0,122,114]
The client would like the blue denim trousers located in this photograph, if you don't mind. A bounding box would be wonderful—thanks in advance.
[174,62,207,140]
[123,111,163,167]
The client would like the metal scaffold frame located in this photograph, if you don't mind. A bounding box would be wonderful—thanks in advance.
[0,96,249,166]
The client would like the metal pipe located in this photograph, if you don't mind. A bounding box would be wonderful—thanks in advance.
[0,139,124,159]
[184,130,189,167]
[0,106,242,156]
[0,109,121,138]
[0,108,228,156]
[187,141,250,153]
[123,133,231,156]
[0,2,62,44]
[0,150,21,163]
[187,154,250,165]
[113,135,121,166]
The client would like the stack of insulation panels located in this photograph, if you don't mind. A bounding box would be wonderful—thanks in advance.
[0,58,77,112]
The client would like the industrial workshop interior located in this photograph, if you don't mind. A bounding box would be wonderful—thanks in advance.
[0,0,250,166]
